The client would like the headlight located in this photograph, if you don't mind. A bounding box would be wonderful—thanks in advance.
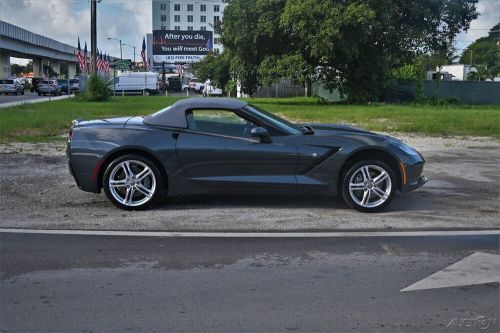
[397,142,420,156]
[386,137,420,157]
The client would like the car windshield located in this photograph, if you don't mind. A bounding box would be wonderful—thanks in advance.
[41,81,49,84]
[244,104,303,135]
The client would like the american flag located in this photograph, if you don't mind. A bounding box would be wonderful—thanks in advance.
[83,42,88,72]
[176,64,184,75]
[76,38,86,71]
[141,37,148,71]
[104,53,110,72]
[97,50,103,72]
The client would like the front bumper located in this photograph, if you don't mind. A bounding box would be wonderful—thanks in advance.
[402,175,428,193]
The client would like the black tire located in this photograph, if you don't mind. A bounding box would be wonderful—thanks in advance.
[341,159,396,213]
[21,90,24,95]
[38,92,41,96]
[103,154,163,210]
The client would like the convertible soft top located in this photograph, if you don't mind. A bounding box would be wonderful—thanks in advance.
[143,98,248,128]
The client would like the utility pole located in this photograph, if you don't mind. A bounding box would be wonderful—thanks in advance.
[91,0,99,74]
[108,38,124,60]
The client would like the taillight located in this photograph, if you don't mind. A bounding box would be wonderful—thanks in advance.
[68,127,73,141]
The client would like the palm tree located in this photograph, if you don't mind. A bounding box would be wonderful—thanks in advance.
[467,65,491,81]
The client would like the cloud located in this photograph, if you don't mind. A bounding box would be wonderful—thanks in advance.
[0,0,152,60]
[455,0,500,53]
[1,0,90,45]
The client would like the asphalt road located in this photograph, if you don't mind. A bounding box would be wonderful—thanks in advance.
[0,91,70,107]
[1,232,498,332]
[0,91,191,107]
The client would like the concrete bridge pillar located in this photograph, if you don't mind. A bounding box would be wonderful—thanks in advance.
[0,49,11,78]
[68,63,77,79]
[32,58,43,77]
[51,60,61,78]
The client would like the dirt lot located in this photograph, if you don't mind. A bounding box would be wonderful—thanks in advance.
[0,134,498,231]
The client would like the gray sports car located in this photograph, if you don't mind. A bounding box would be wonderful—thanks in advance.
[67,98,427,212]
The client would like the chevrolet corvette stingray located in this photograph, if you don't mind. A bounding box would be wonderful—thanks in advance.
[67,98,427,212]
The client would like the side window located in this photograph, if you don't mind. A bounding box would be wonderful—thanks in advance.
[186,109,257,138]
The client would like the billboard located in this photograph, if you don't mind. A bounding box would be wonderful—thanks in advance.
[152,30,213,63]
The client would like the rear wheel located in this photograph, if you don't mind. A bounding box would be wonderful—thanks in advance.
[342,160,396,213]
[103,154,163,210]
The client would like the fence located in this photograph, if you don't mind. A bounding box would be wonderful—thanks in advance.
[254,79,306,98]
[385,80,500,104]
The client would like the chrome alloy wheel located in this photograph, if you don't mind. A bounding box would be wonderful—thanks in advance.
[108,160,157,207]
[348,165,392,209]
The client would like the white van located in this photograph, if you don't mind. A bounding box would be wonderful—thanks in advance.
[111,72,159,95]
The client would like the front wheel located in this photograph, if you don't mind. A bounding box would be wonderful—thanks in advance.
[342,160,396,213]
[103,154,163,210]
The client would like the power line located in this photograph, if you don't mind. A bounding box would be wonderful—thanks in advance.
[101,3,150,16]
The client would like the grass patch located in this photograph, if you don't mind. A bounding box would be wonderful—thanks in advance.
[1,96,499,142]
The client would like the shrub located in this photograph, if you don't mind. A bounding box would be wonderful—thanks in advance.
[80,75,112,102]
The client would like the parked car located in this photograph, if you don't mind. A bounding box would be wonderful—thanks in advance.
[59,79,80,94]
[67,98,427,211]
[0,79,24,95]
[188,78,204,93]
[110,72,159,95]
[31,78,43,92]
[70,79,80,92]
[38,80,62,96]
[167,77,182,92]
[203,80,223,96]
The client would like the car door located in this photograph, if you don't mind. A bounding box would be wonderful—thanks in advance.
[175,108,298,189]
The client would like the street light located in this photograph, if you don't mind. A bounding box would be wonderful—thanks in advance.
[123,43,136,64]
[107,37,123,59]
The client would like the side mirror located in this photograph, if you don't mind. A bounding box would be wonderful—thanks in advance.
[251,127,272,143]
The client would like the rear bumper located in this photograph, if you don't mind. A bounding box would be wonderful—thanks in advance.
[66,142,100,194]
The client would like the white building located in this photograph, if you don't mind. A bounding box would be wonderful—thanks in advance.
[436,64,477,81]
[152,0,226,55]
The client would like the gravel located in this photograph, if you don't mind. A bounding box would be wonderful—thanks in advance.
[0,134,498,231]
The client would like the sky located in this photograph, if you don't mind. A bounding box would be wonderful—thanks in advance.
[2,0,499,65]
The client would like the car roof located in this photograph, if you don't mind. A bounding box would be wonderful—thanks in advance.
[143,98,248,128]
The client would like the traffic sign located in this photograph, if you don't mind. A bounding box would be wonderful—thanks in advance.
[114,59,131,70]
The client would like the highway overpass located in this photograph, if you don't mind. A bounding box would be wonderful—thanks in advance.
[0,20,80,78]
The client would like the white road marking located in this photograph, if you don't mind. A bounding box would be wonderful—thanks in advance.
[0,228,498,238]
[401,252,500,292]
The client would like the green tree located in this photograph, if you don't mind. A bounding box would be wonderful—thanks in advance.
[460,23,500,80]
[219,0,478,102]
[81,75,112,102]
[219,0,293,96]
[23,61,33,74]
[191,52,232,92]
[467,65,492,81]
[10,64,24,76]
